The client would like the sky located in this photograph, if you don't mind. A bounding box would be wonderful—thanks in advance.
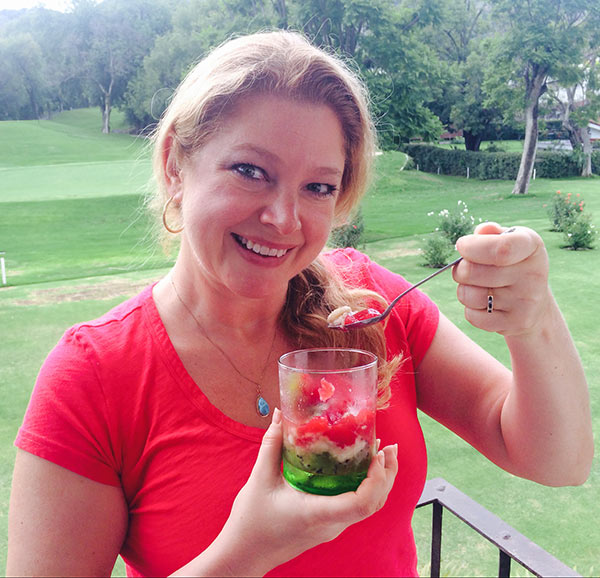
[0,0,72,11]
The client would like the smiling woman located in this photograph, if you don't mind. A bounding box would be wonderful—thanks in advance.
[7,29,592,578]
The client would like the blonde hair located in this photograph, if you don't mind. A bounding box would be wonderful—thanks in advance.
[151,30,400,406]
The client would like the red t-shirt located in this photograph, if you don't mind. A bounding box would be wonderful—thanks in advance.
[16,248,439,577]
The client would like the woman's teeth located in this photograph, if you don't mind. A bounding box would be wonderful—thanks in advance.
[236,235,288,258]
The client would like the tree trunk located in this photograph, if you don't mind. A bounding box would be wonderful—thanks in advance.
[512,68,546,195]
[561,87,584,150]
[580,125,593,177]
[102,92,111,134]
[512,102,538,194]
[464,130,482,151]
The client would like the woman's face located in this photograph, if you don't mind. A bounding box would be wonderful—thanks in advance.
[169,93,346,301]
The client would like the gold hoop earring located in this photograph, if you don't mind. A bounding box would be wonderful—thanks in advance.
[162,196,184,234]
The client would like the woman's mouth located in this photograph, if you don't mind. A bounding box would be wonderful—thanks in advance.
[232,233,290,258]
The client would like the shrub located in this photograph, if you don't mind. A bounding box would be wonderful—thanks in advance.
[402,143,584,180]
[421,233,454,267]
[562,213,596,250]
[329,208,365,249]
[431,200,477,245]
[546,191,584,232]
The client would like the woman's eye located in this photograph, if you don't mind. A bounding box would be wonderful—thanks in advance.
[307,182,338,197]
[233,163,265,181]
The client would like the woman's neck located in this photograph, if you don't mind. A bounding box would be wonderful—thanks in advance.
[164,263,288,345]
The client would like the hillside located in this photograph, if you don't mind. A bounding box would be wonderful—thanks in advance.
[0,108,149,168]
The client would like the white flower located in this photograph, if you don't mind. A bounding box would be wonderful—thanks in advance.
[427,211,434,216]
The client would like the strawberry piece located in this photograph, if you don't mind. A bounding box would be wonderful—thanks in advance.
[318,377,335,402]
[325,408,375,447]
[294,415,330,447]
[343,313,358,325]
[351,308,381,322]
[298,373,321,404]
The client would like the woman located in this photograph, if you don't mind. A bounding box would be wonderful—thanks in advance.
[7,31,593,577]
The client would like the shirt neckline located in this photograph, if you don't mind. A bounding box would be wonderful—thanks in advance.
[142,283,267,443]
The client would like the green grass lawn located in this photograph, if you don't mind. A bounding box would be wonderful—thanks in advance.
[0,112,598,576]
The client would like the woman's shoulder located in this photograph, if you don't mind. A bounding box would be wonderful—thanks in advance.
[58,283,158,362]
[321,247,371,267]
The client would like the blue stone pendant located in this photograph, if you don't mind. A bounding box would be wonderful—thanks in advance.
[257,396,270,417]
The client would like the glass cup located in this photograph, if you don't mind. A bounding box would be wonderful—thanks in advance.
[278,348,378,495]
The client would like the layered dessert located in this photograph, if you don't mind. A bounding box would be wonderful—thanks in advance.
[281,372,376,495]
[327,305,382,329]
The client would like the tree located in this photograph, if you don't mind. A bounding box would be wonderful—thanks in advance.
[0,33,47,119]
[73,0,171,133]
[123,0,281,131]
[292,0,444,147]
[546,48,600,177]
[422,0,508,151]
[486,0,599,194]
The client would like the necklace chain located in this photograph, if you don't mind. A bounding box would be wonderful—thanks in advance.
[169,275,276,417]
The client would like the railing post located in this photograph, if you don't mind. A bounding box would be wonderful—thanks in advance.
[431,501,443,578]
[417,478,581,577]
[499,550,511,578]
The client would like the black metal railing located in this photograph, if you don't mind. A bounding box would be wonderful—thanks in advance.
[416,478,581,578]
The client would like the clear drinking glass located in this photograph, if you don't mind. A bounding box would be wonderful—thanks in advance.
[278,348,378,495]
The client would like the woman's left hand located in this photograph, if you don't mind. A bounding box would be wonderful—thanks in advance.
[454,222,551,337]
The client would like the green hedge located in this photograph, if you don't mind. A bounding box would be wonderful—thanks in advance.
[401,144,600,180]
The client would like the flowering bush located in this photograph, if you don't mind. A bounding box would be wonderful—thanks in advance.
[563,213,596,250]
[431,200,476,245]
[329,208,364,249]
[421,233,455,268]
[422,201,481,267]
[546,191,584,232]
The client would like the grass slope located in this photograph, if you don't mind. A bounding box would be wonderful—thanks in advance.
[0,114,598,576]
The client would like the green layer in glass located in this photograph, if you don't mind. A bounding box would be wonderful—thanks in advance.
[282,455,368,496]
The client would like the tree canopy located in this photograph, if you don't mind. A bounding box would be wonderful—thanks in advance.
[1,0,598,185]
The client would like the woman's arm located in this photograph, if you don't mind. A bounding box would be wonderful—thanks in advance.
[416,223,593,487]
[7,450,129,577]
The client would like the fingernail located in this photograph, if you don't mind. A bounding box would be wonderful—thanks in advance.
[376,438,381,451]
[272,407,282,424]
[377,451,385,466]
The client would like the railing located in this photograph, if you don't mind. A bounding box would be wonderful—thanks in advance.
[416,478,581,578]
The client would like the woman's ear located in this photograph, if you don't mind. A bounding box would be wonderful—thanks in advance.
[163,133,183,198]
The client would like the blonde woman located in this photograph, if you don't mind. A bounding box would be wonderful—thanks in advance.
[8,31,592,577]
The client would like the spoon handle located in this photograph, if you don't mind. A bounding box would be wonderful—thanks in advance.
[383,256,463,316]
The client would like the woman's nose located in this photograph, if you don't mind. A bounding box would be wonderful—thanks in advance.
[259,191,301,235]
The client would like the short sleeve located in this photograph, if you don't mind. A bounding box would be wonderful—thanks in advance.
[322,248,439,368]
[15,328,121,486]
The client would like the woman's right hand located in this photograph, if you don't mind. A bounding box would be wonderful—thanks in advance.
[174,407,398,577]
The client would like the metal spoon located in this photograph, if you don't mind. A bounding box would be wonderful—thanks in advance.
[328,227,516,331]
[328,256,463,330]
